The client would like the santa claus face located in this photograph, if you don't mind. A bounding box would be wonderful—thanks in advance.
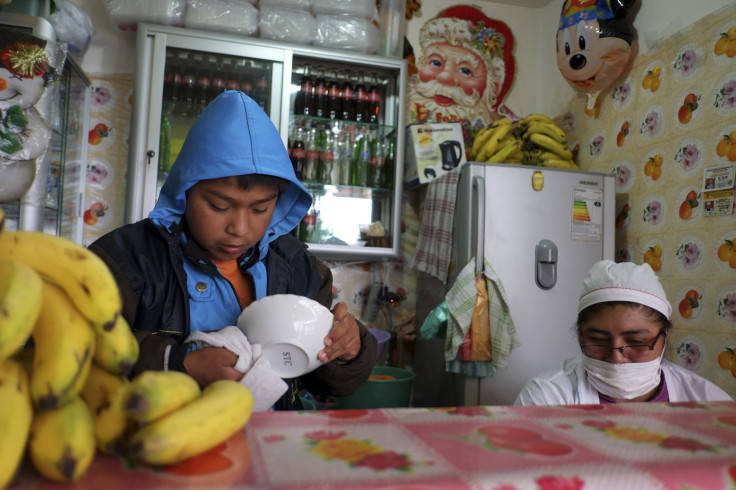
[0,65,45,110]
[417,43,488,107]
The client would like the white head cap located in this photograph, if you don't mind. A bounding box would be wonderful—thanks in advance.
[578,260,672,318]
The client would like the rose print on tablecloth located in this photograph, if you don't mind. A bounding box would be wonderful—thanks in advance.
[642,198,665,227]
[560,110,575,132]
[613,162,634,192]
[675,336,704,370]
[713,73,736,116]
[92,85,112,106]
[672,45,704,80]
[639,107,663,139]
[674,140,702,175]
[675,237,703,271]
[615,245,633,264]
[716,290,736,324]
[610,80,633,111]
[589,133,604,158]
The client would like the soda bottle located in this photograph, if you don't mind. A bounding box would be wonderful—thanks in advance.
[290,125,307,180]
[367,73,380,124]
[351,127,371,187]
[296,64,313,116]
[312,66,327,118]
[299,198,318,242]
[194,57,212,116]
[319,127,337,184]
[382,133,395,189]
[178,53,196,118]
[353,72,368,123]
[303,126,320,182]
[253,63,270,112]
[340,70,355,121]
[337,125,353,185]
[211,57,226,99]
[240,61,254,96]
[225,59,241,92]
[368,133,386,188]
[326,68,340,119]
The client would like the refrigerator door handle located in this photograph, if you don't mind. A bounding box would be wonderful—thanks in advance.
[473,175,485,274]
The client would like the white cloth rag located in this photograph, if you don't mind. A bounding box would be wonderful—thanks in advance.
[186,326,288,412]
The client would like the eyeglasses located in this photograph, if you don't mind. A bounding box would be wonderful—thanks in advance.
[580,329,666,360]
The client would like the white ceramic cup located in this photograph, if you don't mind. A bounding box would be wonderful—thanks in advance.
[236,294,334,378]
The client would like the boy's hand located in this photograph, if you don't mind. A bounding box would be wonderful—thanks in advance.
[319,302,361,363]
[183,346,242,388]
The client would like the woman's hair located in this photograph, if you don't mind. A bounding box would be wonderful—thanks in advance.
[575,301,673,338]
[234,174,289,194]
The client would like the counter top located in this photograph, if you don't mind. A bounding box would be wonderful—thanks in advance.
[13,400,736,489]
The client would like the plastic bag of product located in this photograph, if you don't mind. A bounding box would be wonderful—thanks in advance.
[185,0,259,36]
[312,0,375,18]
[314,14,379,53]
[259,6,315,44]
[104,0,185,34]
[49,1,95,59]
[259,0,313,11]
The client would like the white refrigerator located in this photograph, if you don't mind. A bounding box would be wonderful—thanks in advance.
[415,162,615,407]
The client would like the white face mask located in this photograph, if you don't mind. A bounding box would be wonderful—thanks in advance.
[582,348,664,400]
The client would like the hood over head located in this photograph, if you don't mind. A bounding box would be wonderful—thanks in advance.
[150,91,311,257]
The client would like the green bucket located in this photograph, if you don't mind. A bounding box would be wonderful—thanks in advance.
[335,366,415,409]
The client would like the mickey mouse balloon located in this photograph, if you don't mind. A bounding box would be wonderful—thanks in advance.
[557,0,636,113]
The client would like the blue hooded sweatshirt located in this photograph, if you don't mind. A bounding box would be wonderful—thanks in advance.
[149,91,312,332]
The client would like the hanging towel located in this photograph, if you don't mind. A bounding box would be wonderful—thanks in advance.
[482,257,522,370]
[186,326,288,412]
[412,168,461,283]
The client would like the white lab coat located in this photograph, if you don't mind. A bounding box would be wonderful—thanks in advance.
[514,357,733,405]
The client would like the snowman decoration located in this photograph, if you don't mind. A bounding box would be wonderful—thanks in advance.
[0,30,60,203]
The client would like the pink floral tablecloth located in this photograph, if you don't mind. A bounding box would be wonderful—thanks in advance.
[12,401,736,489]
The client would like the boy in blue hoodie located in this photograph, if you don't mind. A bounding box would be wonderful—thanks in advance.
[89,91,376,410]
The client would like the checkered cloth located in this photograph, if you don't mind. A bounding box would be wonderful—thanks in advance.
[412,168,461,283]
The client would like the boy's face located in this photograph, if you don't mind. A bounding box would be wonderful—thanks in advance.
[185,177,279,262]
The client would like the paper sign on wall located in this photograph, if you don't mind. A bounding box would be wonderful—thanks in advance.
[702,164,736,217]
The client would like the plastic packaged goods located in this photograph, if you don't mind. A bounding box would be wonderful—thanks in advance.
[312,0,377,19]
[377,0,406,57]
[313,14,379,54]
[259,0,313,10]
[104,0,185,33]
[184,0,259,36]
[259,6,316,44]
[50,1,95,60]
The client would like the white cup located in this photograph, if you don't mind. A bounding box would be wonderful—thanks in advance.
[236,294,334,378]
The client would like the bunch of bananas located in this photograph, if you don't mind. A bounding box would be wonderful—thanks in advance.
[518,114,580,170]
[0,209,254,487]
[468,114,580,170]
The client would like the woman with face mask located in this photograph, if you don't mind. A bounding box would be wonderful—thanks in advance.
[514,260,733,405]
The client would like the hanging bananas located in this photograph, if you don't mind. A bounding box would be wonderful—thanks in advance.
[0,257,43,362]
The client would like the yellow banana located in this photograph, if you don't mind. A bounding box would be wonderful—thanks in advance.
[523,122,568,144]
[0,231,122,332]
[126,370,201,423]
[542,158,580,169]
[29,395,95,482]
[0,207,5,234]
[0,358,33,488]
[477,122,513,161]
[528,132,574,160]
[31,280,95,410]
[128,379,253,466]
[80,363,134,454]
[470,125,495,158]
[0,258,43,362]
[520,113,554,126]
[487,139,521,163]
[94,314,139,377]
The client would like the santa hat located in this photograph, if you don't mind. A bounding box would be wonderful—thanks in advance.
[419,5,515,111]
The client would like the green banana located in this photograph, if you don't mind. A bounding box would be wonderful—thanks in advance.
[80,362,134,454]
[29,395,96,482]
[0,258,43,362]
[31,280,95,410]
[528,132,574,160]
[126,370,201,423]
[93,314,139,377]
[477,122,514,161]
[487,139,521,163]
[0,231,122,332]
[128,379,254,466]
[0,358,33,488]
[523,121,568,144]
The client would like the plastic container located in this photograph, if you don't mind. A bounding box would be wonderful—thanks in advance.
[378,0,406,58]
[368,327,391,362]
[335,366,415,409]
[299,396,317,410]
